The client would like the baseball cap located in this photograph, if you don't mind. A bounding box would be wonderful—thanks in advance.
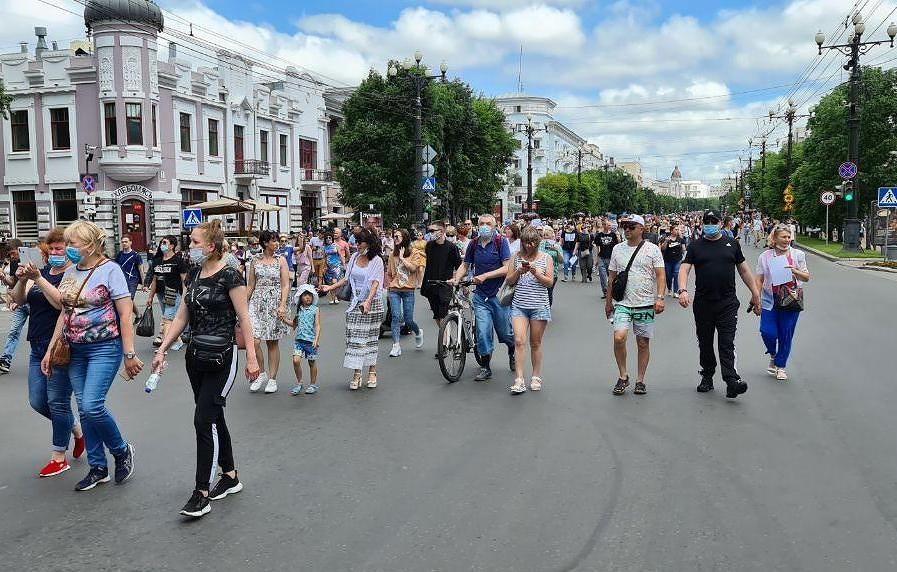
[702,209,721,223]
[622,214,646,226]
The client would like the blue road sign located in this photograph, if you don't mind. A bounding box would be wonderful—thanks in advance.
[878,187,897,208]
[81,175,95,193]
[183,208,203,228]
[421,177,437,193]
[838,162,858,180]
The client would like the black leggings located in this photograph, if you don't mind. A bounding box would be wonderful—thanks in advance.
[186,347,238,491]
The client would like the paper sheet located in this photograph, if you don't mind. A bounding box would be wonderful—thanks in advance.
[769,254,793,286]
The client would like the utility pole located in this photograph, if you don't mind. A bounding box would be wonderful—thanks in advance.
[516,113,545,213]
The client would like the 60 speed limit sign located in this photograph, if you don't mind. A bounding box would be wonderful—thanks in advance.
[820,191,836,206]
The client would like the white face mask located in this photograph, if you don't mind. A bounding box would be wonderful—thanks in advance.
[446,236,456,243]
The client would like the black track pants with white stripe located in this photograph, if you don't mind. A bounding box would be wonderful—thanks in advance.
[186,347,238,492]
[692,297,741,384]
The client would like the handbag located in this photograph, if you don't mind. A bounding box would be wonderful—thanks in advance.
[50,262,102,368]
[135,306,155,337]
[188,334,234,371]
[773,252,804,312]
[611,240,646,302]
[497,253,520,307]
[337,254,357,302]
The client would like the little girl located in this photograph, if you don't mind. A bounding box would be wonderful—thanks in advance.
[283,284,321,395]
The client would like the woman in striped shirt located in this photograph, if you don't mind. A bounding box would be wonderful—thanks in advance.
[504,226,554,395]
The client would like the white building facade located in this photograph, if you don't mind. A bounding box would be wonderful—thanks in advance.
[0,0,342,251]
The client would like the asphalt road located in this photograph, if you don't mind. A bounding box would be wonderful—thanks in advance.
[1,242,896,572]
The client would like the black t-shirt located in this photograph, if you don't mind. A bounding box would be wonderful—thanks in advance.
[644,232,660,244]
[26,266,64,343]
[576,231,594,252]
[682,236,745,301]
[561,231,578,252]
[594,232,619,259]
[422,240,461,295]
[185,265,245,340]
[662,237,684,263]
[153,255,189,294]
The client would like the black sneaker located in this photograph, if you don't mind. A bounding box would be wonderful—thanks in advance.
[113,443,135,484]
[696,377,714,393]
[74,466,111,491]
[726,380,748,399]
[474,367,492,381]
[209,472,243,501]
[508,354,516,372]
[179,490,211,518]
[0,358,10,374]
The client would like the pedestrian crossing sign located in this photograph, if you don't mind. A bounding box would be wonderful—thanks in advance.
[421,177,437,193]
[183,208,203,228]
[878,187,897,208]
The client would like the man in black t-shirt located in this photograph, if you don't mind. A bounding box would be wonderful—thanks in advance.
[560,224,578,281]
[572,227,595,283]
[594,220,619,298]
[678,210,761,399]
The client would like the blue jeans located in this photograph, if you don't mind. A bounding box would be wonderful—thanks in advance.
[665,260,681,294]
[562,250,576,278]
[388,290,420,343]
[598,258,611,293]
[68,338,127,468]
[472,292,514,358]
[3,303,29,360]
[29,340,75,452]
[760,308,800,368]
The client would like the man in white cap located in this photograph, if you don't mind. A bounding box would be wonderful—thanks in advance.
[604,214,666,396]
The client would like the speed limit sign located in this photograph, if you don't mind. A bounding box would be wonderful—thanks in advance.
[820,191,836,206]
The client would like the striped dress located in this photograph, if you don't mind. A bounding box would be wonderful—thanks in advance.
[512,253,550,309]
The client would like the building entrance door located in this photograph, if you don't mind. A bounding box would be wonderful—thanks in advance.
[120,199,147,251]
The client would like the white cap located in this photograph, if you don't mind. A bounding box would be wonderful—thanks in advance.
[623,214,646,226]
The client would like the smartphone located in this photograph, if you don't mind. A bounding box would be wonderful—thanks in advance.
[18,246,43,267]
[521,260,530,268]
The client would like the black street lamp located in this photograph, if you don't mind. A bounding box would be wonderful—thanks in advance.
[768,99,813,180]
[815,13,897,250]
[388,51,447,224]
[562,144,600,183]
[515,113,546,213]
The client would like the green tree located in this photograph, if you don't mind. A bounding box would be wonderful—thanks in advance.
[0,80,11,119]
[533,173,571,219]
[603,170,638,213]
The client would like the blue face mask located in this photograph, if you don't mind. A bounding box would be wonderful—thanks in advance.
[703,224,721,238]
[48,254,67,268]
[478,225,493,239]
[65,246,83,264]
[159,244,170,253]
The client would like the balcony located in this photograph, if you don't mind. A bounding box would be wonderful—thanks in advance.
[301,168,333,185]
[234,159,269,180]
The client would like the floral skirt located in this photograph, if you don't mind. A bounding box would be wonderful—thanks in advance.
[343,296,385,370]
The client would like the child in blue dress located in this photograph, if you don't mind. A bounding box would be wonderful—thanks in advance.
[283,284,321,395]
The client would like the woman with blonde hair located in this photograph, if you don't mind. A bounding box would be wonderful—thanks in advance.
[154,219,259,518]
[755,224,810,381]
[42,220,142,491]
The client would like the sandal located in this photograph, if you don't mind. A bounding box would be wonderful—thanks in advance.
[612,377,629,395]
[349,371,362,390]
[510,378,527,395]
[366,371,378,389]
[633,381,647,395]
[530,376,543,391]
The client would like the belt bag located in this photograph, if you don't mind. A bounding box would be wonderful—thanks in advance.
[189,334,233,371]
[163,286,178,307]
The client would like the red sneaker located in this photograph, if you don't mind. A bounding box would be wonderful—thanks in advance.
[73,436,85,459]
[39,458,70,478]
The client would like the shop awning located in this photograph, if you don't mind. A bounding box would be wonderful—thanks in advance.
[320,212,353,220]
[189,197,282,216]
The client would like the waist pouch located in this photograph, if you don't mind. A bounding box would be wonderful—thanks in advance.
[189,334,233,371]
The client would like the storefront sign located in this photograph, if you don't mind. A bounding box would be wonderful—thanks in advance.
[111,184,153,201]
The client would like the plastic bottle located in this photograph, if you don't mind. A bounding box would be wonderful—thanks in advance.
[145,361,167,394]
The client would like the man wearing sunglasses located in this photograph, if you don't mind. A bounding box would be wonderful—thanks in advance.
[678,210,761,399]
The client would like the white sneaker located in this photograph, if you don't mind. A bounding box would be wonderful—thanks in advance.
[415,328,424,349]
[264,378,278,393]
[249,372,267,393]
[767,359,776,376]
[389,343,402,357]
[672,292,679,299]
[170,340,184,351]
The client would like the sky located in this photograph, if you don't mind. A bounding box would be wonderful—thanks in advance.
[9,0,897,186]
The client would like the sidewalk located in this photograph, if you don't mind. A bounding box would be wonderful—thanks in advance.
[796,241,897,277]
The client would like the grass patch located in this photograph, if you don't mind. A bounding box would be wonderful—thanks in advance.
[796,235,882,259]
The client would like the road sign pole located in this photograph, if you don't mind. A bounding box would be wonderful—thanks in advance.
[826,204,830,245]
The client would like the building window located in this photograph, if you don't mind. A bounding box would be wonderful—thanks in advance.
[514,105,521,113]
[104,102,117,146]
[53,189,78,226]
[515,195,522,204]
[299,139,317,170]
[181,188,208,206]
[11,110,29,152]
[533,139,541,149]
[152,105,157,147]
[12,190,38,243]
[259,130,268,163]
[208,119,219,156]
[126,103,143,145]
[513,159,520,169]
[279,134,288,167]
[50,108,70,150]
[179,112,191,153]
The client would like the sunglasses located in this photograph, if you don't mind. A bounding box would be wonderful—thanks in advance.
[447,234,456,238]
[621,223,637,230]
[427,228,438,233]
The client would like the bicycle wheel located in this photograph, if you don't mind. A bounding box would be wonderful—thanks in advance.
[438,313,466,383]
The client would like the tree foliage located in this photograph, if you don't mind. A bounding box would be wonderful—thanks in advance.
[0,79,12,119]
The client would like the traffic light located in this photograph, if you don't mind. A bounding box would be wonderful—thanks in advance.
[843,181,854,201]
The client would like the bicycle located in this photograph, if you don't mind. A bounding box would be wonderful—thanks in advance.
[429,280,486,383]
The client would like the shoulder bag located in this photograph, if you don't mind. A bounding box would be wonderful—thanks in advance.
[610,240,646,302]
[773,251,804,312]
[337,254,357,302]
[497,253,519,307]
[48,262,103,368]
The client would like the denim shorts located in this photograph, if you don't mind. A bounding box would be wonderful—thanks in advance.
[156,293,181,321]
[511,306,552,321]
[293,339,318,361]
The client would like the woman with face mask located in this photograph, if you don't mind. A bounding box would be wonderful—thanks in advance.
[41,220,142,491]
[11,228,85,478]
[145,235,188,350]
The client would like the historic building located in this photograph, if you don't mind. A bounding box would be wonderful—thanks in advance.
[0,0,344,250]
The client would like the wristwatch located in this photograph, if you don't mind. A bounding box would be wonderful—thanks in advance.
[656,295,665,300]
[124,352,137,360]
[677,288,688,295]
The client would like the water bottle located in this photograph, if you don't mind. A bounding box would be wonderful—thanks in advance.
[145,361,167,394]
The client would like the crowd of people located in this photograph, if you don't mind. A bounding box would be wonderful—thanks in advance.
[4,206,811,519]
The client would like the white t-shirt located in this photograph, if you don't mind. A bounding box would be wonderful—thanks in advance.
[608,241,664,308]
[508,239,520,255]
[752,218,763,231]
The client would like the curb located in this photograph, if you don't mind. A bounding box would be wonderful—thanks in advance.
[795,242,884,263]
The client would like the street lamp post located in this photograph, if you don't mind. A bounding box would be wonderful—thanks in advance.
[769,99,812,180]
[815,14,897,250]
[563,144,599,183]
[515,114,545,213]
[388,51,447,224]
